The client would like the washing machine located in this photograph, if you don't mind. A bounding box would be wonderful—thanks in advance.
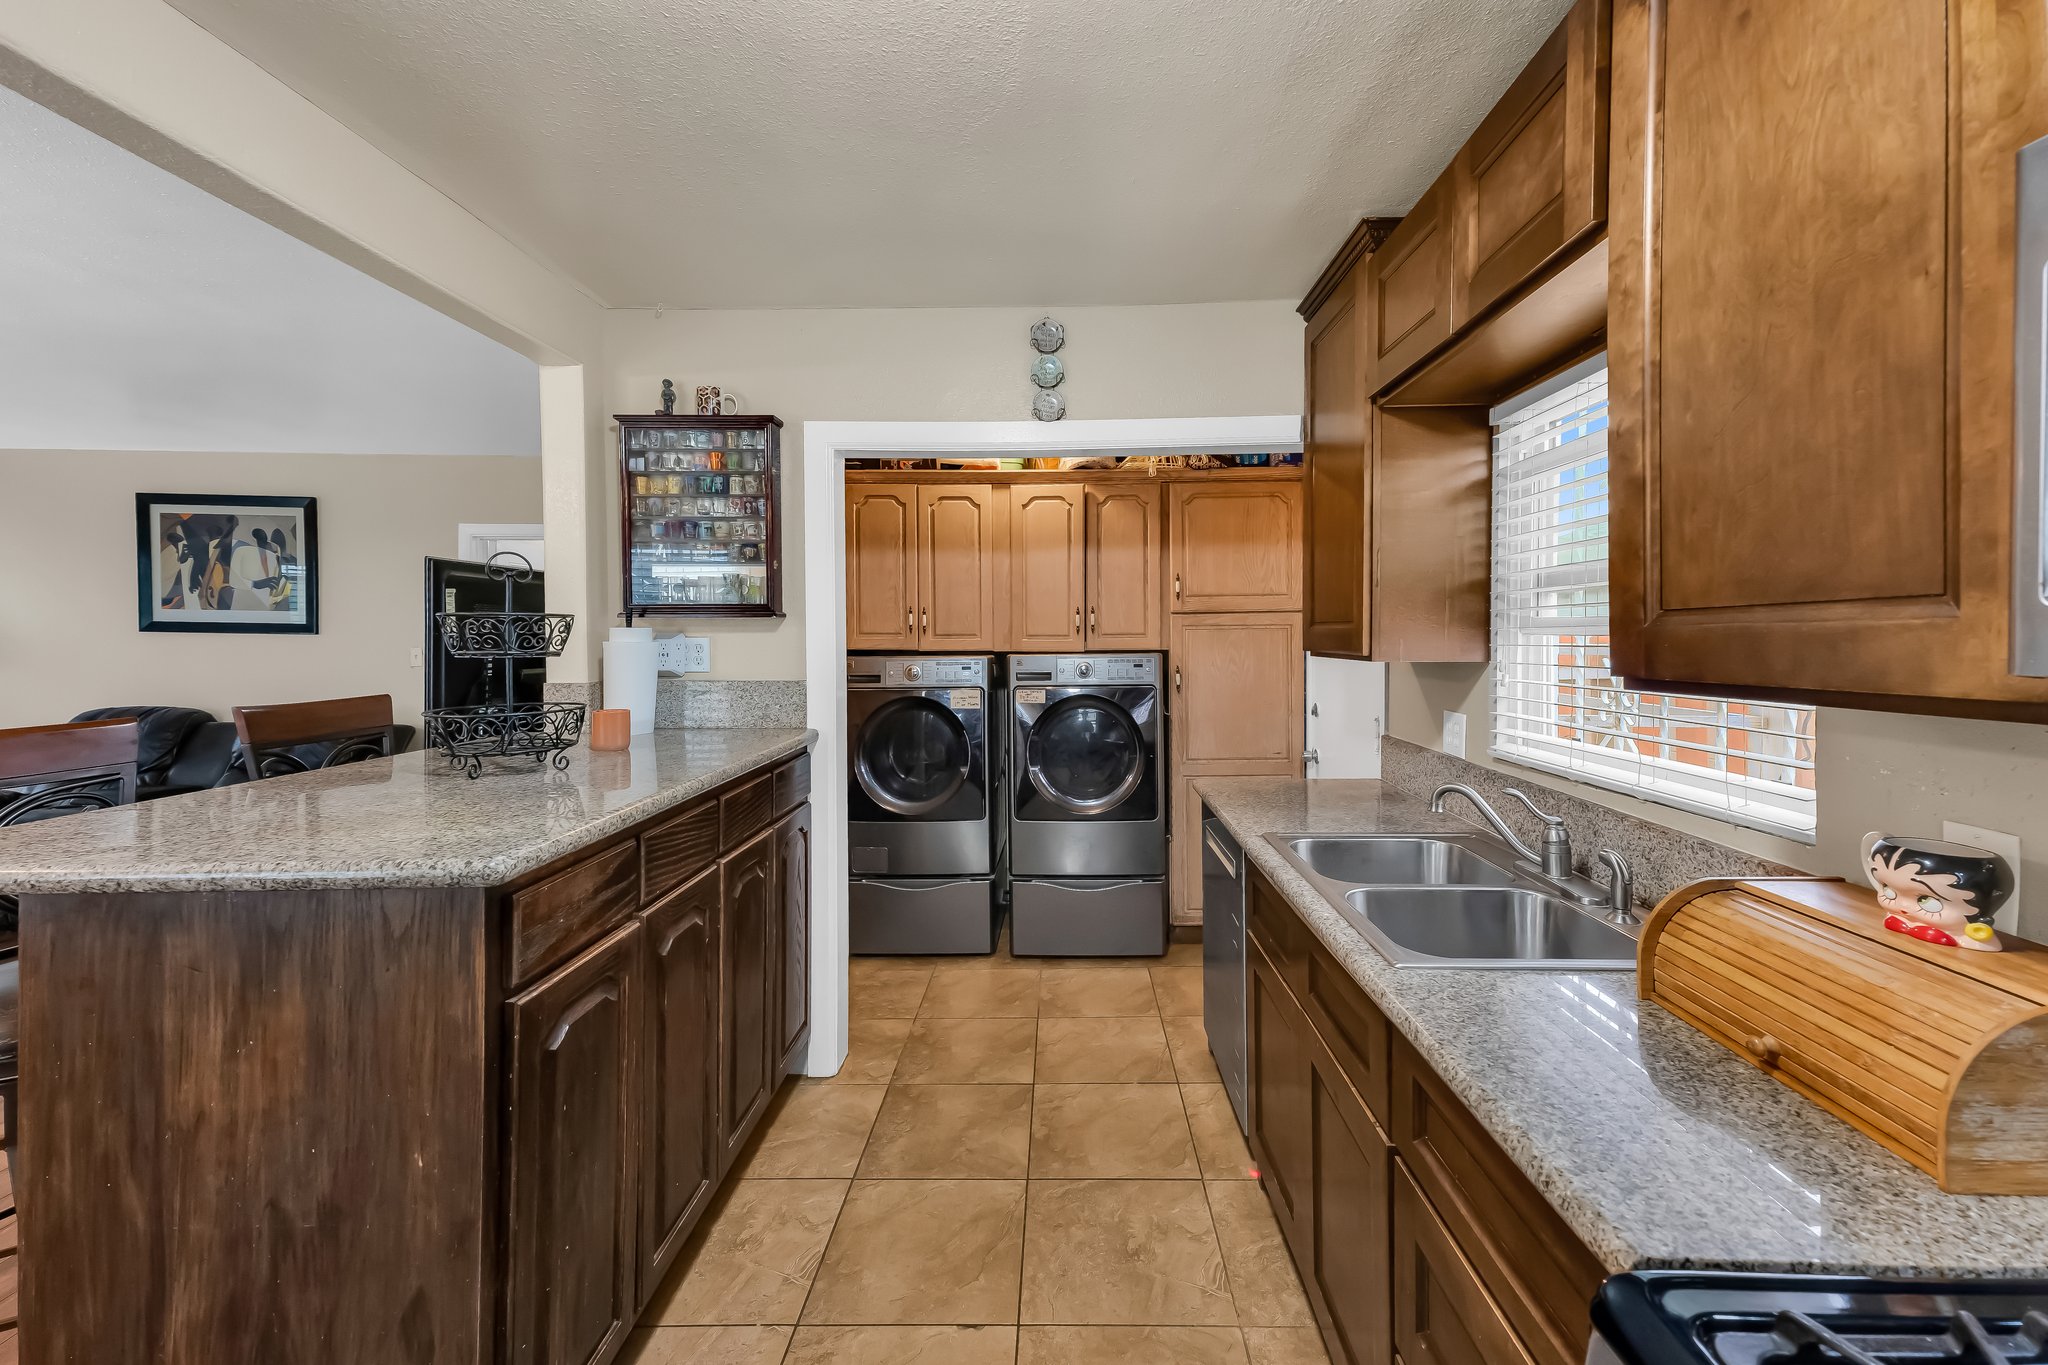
[1007,652,1167,956]
[847,654,1000,954]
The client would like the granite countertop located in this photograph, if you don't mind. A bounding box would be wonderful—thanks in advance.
[0,727,815,894]
[1195,775,2048,1279]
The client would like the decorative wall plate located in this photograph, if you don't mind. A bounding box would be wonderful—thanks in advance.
[1031,354,1065,389]
[1033,389,1066,422]
[1030,317,1065,354]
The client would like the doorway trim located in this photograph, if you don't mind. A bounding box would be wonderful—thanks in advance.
[799,416,1302,1076]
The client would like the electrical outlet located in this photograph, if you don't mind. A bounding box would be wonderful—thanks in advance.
[1442,711,1467,759]
[408,646,422,668]
[654,635,711,675]
[1942,820,2022,935]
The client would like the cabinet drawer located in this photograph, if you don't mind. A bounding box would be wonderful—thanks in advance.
[1304,934,1392,1126]
[1392,1162,1536,1365]
[721,771,777,846]
[1247,864,1309,993]
[774,753,812,817]
[642,799,719,905]
[1391,1037,1603,1365]
[508,839,641,988]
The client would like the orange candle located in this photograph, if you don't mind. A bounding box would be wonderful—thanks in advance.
[588,708,632,752]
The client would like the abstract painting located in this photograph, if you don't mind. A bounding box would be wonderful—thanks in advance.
[136,494,319,633]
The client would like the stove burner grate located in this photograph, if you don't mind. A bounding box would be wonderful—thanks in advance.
[1759,1309,2048,1364]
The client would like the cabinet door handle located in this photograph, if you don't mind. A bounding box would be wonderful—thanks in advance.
[906,608,915,632]
[1174,666,1183,692]
[1074,607,1082,635]
[1173,573,1183,601]
[921,609,929,630]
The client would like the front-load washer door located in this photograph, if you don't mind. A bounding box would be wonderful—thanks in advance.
[849,691,987,822]
[1015,688,1160,822]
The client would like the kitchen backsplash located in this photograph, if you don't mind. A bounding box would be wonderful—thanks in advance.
[654,678,806,729]
[1379,736,1799,911]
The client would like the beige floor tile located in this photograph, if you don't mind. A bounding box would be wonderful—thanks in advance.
[1018,1325,1249,1365]
[646,1179,848,1325]
[617,1325,792,1365]
[918,968,1041,1017]
[786,1325,1016,1364]
[1020,1179,1236,1326]
[1163,939,1205,967]
[893,1016,1037,1084]
[1029,1083,1198,1179]
[1164,1015,1224,1084]
[1034,1015,1175,1083]
[859,1084,1032,1178]
[1151,965,1205,1017]
[823,1016,913,1084]
[1242,1326,1333,1364]
[1182,1083,1256,1180]
[1038,966,1160,1017]
[848,966,931,1019]
[1206,1180,1316,1327]
[802,1179,1027,1325]
[734,1084,887,1178]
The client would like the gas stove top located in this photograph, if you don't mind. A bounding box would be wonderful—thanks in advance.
[1592,1273,2048,1365]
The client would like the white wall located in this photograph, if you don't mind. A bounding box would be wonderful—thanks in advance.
[601,300,1307,678]
[1386,662,2048,942]
[0,449,542,732]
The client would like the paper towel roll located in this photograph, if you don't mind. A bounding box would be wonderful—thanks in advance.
[603,627,658,735]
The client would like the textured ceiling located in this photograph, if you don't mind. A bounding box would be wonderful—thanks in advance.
[0,85,539,455]
[164,0,1574,310]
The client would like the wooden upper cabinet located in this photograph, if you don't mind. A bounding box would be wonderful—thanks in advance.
[1009,484,1086,649]
[1607,0,2048,715]
[918,485,999,650]
[1170,483,1304,613]
[1365,170,1456,392]
[1087,484,1164,648]
[1371,407,1491,664]
[1303,259,1374,658]
[1170,612,1305,772]
[1450,0,1609,322]
[845,483,919,650]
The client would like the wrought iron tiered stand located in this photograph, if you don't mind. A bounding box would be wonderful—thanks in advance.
[423,552,585,778]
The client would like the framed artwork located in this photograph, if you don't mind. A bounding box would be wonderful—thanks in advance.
[136,494,319,634]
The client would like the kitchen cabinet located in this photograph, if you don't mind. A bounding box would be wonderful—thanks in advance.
[1310,1043,1394,1365]
[774,803,813,1077]
[639,864,721,1296]
[845,483,1000,652]
[1393,1166,1535,1365]
[1170,483,1303,613]
[1303,256,1374,658]
[505,921,645,1365]
[1249,938,1315,1266]
[1449,0,1609,323]
[1607,0,2048,716]
[1370,407,1491,664]
[1009,484,1086,649]
[1365,170,1456,393]
[1086,484,1164,648]
[718,826,778,1170]
[1169,612,1305,772]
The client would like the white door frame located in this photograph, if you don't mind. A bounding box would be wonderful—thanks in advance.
[799,416,1302,1076]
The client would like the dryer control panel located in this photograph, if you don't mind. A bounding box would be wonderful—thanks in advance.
[861,656,986,687]
[1053,655,1158,684]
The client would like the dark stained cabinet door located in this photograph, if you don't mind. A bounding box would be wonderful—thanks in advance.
[1393,1165,1537,1365]
[1249,942,1315,1266]
[639,864,722,1300]
[719,827,777,1170]
[1310,1045,1394,1365]
[505,921,644,1365]
[1303,258,1373,658]
[775,804,813,1078]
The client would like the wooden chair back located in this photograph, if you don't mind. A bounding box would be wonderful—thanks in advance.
[0,719,141,826]
[232,694,398,782]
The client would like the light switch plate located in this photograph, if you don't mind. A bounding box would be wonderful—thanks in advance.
[1942,820,2022,935]
[1442,711,1467,759]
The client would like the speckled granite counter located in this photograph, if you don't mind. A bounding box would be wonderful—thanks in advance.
[1195,776,2048,1278]
[0,726,814,893]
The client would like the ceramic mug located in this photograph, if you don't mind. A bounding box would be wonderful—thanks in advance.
[1861,831,2013,952]
[588,708,632,753]
[696,385,739,416]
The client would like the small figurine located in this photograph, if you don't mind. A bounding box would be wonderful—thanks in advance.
[659,379,677,416]
[1862,832,2014,952]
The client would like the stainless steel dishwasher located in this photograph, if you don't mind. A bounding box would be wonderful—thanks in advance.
[1200,807,1248,1133]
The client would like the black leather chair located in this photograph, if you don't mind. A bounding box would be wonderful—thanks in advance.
[69,705,413,792]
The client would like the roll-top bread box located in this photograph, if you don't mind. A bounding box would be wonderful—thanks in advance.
[1639,878,2048,1194]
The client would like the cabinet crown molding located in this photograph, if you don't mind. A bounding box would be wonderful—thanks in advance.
[1298,216,1401,317]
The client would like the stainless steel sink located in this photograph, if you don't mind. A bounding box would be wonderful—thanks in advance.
[1343,886,1638,970]
[1263,832,1639,971]
[1282,836,1520,888]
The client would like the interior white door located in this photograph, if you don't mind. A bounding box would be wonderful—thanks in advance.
[459,522,546,569]
[1305,655,1385,779]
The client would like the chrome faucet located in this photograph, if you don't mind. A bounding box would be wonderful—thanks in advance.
[1429,782,1633,914]
[1428,784,1549,867]
[1596,848,1639,926]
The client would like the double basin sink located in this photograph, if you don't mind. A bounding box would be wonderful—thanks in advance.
[1265,833,1639,970]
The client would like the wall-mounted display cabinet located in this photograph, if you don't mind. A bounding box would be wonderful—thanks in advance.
[617,415,784,620]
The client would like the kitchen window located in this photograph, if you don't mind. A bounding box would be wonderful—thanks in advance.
[1489,358,1818,839]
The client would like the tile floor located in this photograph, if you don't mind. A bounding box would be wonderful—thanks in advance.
[625,936,1332,1365]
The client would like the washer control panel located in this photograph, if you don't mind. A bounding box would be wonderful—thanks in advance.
[1052,655,1158,684]
[875,657,985,687]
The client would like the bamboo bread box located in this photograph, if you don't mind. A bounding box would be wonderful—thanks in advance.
[1639,878,2048,1195]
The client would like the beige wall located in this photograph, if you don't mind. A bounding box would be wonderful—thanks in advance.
[1387,662,2048,941]
[601,301,1306,679]
[0,449,542,732]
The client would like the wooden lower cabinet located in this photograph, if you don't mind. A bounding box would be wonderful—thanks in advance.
[719,825,779,1169]
[1309,1039,1394,1365]
[775,804,813,1076]
[505,921,645,1365]
[1248,940,1316,1266]
[1393,1165,1536,1365]
[639,864,722,1299]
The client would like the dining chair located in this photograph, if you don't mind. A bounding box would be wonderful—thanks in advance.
[231,694,399,782]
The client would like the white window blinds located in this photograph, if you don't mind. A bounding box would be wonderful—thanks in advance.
[1489,362,1818,839]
